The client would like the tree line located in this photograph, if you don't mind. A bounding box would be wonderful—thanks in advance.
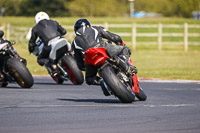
[0,0,199,18]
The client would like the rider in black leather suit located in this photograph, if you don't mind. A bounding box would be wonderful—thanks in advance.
[72,19,137,85]
[28,12,66,75]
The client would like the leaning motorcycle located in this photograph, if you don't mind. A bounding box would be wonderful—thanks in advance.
[85,46,147,103]
[32,38,84,85]
[0,42,34,88]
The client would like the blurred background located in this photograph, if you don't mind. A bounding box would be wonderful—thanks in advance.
[0,0,200,18]
[0,0,199,80]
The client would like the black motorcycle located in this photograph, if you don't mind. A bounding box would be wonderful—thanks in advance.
[0,42,34,88]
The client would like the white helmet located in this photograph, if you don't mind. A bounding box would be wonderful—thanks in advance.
[35,11,50,24]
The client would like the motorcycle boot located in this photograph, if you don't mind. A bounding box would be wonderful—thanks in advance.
[45,60,58,76]
[116,55,137,76]
[127,65,137,75]
[37,58,49,66]
[86,76,103,86]
[100,81,111,96]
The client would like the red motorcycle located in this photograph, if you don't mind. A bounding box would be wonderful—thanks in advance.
[85,45,147,103]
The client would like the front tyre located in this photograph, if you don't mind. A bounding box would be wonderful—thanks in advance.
[6,58,34,88]
[136,86,147,101]
[100,65,135,103]
[1,82,8,87]
[61,55,84,85]
[51,75,64,84]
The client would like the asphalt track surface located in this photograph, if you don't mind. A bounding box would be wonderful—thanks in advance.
[0,76,200,133]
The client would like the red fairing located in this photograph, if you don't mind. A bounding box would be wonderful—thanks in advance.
[121,41,125,46]
[129,58,140,94]
[85,47,109,67]
[122,40,140,94]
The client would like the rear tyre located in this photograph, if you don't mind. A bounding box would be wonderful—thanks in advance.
[61,55,84,85]
[6,58,34,88]
[136,87,147,101]
[100,65,135,103]
[51,75,64,84]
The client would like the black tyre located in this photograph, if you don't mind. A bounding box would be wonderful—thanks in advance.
[136,86,147,101]
[61,55,84,85]
[100,65,135,103]
[1,82,8,87]
[6,58,34,88]
[51,75,64,84]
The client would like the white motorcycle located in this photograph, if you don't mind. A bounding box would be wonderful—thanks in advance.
[32,37,84,85]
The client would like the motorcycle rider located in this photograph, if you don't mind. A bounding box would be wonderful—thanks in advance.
[28,11,66,76]
[72,19,137,86]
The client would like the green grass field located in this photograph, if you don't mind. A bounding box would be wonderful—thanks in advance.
[1,17,200,80]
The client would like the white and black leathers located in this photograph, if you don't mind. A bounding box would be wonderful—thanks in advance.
[29,19,66,66]
[29,19,66,47]
[72,26,125,71]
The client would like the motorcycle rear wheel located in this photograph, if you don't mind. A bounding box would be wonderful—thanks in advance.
[6,58,34,88]
[61,55,84,85]
[100,65,135,103]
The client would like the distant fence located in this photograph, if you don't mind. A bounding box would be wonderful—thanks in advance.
[1,23,200,52]
[103,23,200,52]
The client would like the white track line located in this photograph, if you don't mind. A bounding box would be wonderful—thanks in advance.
[6,103,197,108]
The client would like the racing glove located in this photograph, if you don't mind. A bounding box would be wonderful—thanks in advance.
[28,42,36,53]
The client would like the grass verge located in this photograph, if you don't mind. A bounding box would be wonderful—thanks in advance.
[13,43,200,80]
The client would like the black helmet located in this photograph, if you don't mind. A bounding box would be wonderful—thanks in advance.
[74,19,91,32]
[0,30,4,38]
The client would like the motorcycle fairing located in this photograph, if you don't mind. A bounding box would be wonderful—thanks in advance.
[0,43,8,50]
[49,38,71,60]
[85,47,109,67]
[129,58,140,94]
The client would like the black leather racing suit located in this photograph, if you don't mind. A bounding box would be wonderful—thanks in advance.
[72,26,131,85]
[29,19,66,66]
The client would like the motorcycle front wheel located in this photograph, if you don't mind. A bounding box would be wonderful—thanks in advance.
[136,86,147,101]
[61,55,84,85]
[100,65,135,103]
[51,75,64,84]
[6,58,34,88]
